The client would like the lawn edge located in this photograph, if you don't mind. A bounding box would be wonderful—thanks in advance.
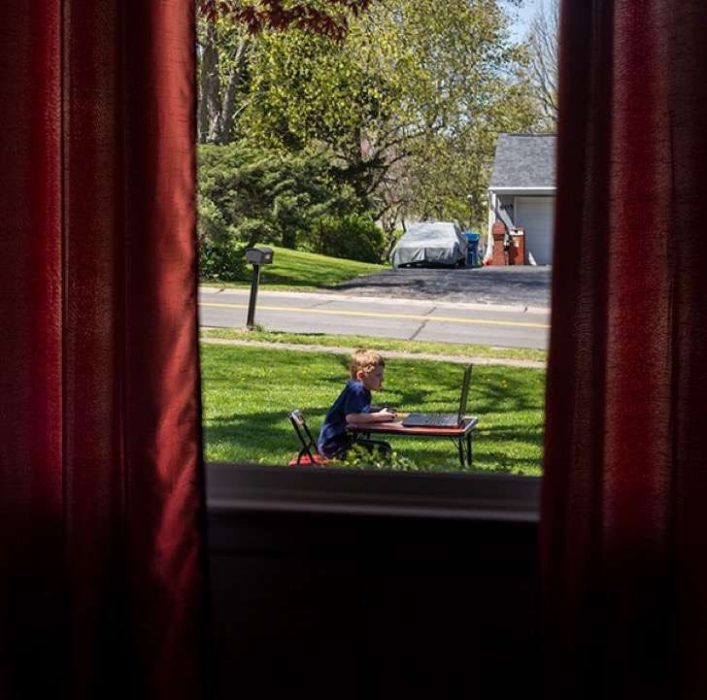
[200,337,546,369]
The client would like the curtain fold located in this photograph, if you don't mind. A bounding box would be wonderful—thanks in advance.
[541,1,707,697]
[0,1,208,697]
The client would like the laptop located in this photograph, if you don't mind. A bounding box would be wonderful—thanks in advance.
[402,364,473,428]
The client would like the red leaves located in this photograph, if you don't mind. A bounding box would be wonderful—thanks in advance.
[198,0,375,39]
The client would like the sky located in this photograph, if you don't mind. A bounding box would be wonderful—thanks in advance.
[505,0,542,42]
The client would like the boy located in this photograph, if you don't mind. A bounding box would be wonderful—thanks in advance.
[317,349,396,459]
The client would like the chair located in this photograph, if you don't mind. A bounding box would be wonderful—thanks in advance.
[288,409,330,466]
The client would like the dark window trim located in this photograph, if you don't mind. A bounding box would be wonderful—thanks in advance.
[207,463,540,523]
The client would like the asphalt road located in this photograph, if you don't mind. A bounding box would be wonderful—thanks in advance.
[200,267,551,349]
[333,265,552,307]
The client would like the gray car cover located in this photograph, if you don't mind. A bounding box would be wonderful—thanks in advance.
[390,222,468,268]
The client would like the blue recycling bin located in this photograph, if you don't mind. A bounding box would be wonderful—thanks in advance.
[464,232,480,267]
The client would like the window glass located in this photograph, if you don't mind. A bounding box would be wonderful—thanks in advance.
[197,0,558,478]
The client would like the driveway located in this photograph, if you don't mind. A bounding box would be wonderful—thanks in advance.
[333,266,552,308]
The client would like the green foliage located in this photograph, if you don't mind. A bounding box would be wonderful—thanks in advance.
[201,325,547,363]
[313,213,384,262]
[200,343,545,475]
[198,142,370,279]
[198,0,547,254]
[196,1,376,144]
[338,444,421,471]
[353,0,540,229]
[239,0,543,231]
[246,30,387,152]
[198,193,248,280]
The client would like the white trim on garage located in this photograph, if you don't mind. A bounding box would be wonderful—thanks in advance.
[491,187,556,194]
[513,196,555,265]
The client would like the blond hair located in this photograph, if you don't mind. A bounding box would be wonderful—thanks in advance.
[349,349,385,379]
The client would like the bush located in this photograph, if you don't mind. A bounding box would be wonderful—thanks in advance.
[197,142,369,277]
[199,236,248,281]
[197,194,247,281]
[314,213,385,263]
[339,444,421,471]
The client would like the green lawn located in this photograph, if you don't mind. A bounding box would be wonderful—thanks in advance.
[202,327,546,364]
[201,343,545,475]
[204,245,387,290]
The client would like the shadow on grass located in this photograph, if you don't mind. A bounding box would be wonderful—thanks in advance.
[201,347,545,474]
[204,407,543,476]
[204,408,330,460]
[390,363,544,414]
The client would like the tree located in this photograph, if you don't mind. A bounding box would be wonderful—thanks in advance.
[198,1,375,39]
[242,0,540,234]
[197,141,376,278]
[523,0,559,131]
[197,1,376,144]
[242,27,392,212]
[197,15,253,144]
[360,0,539,228]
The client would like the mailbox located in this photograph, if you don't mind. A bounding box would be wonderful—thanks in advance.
[245,246,274,266]
[244,246,273,329]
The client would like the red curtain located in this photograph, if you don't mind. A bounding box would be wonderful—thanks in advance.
[541,1,707,697]
[0,1,208,697]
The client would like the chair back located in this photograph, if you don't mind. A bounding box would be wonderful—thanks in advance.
[288,409,320,464]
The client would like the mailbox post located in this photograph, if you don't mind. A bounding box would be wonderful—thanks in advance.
[244,246,274,329]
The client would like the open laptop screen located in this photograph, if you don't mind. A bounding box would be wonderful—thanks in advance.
[401,363,473,428]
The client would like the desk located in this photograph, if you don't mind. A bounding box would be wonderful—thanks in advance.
[347,416,478,468]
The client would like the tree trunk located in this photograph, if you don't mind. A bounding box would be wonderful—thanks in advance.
[198,24,223,144]
[218,37,251,144]
[281,229,297,249]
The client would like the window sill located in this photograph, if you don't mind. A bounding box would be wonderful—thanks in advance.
[206,462,540,523]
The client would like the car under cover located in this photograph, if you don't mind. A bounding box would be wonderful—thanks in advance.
[390,221,468,268]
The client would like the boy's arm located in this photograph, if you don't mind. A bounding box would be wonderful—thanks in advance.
[343,383,395,423]
[346,408,396,424]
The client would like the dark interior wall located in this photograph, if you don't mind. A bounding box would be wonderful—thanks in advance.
[207,467,541,699]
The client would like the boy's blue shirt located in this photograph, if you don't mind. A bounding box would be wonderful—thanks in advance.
[317,379,371,457]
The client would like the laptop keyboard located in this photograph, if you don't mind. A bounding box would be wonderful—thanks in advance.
[404,413,459,427]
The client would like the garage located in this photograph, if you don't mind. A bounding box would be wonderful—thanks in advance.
[487,133,557,265]
[514,196,555,265]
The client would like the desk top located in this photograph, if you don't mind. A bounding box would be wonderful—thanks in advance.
[347,416,478,437]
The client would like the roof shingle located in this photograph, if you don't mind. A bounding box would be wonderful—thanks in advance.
[489,133,556,189]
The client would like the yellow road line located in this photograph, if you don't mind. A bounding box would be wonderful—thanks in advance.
[201,302,550,330]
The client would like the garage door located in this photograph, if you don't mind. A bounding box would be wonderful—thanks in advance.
[514,196,555,265]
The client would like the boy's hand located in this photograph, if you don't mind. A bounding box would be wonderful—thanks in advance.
[377,407,397,420]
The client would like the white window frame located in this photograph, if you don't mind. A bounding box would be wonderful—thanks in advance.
[207,463,540,522]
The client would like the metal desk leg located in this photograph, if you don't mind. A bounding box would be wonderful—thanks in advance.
[466,432,473,467]
[348,430,371,445]
[457,438,465,468]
